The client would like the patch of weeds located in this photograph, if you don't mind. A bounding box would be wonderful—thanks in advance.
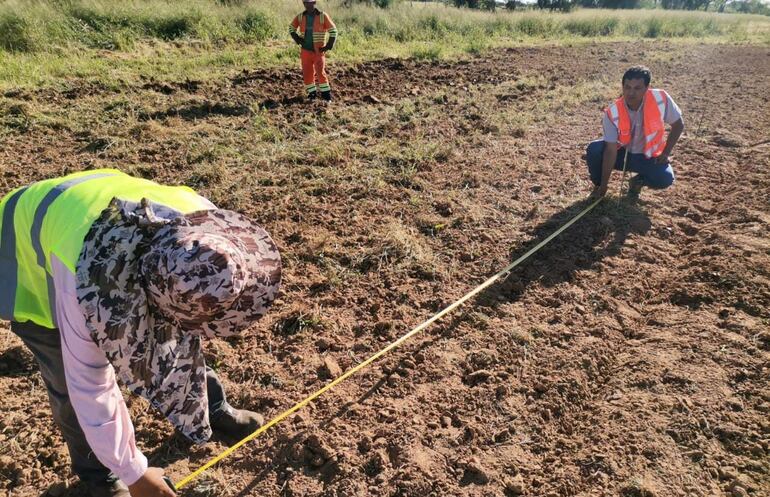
[464,36,490,55]
[0,100,32,132]
[188,162,226,187]
[358,220,439,279]
[379,138,447,189]
[416,216,448,238]
[274,312,326,336]
[490,108,531,138]
[506,327,533,345]
[395,100,416,123]
[540,80,613,113]
[411,44,442,61]
[125,164,158,179]
[310,140,346,168]
[0,13,35,52]
[249,105,283,143]
[185,141,234,165]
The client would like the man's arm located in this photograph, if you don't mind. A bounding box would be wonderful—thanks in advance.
[656,118,684,164]
[52,256,174,496]
[289,16,303,45]
[321,14,337,52]
[596,142,618,197]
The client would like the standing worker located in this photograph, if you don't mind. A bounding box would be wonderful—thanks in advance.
[289,0,338,101]
[585,66,684,199]
[0,170,282,497]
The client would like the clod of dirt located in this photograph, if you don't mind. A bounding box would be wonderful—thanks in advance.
[363,449,389,476]
[730,486,749,497]
[433,201,453,217]
[0,455,22,484]
[461,456,490,485]
[503,474,525,495]
[0,345,35,373]
[712,129,747,148]
[465,369,494,385]
[620,479,658,497]
[44,482,69,497]
[363,95,382,104]
[302,434,336,469]
[320,356,343,379]
[142,82,175,95]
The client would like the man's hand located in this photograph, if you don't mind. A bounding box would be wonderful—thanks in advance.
[591,184,608,198]
[654,152,669,164]
[320,45,331,52]
[129,468,176,497]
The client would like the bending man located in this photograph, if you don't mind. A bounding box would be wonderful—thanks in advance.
[0,170,282,496]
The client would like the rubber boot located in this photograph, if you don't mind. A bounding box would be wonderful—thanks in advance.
[307,91,318,102]
[321,90,332,102]
[211,408,265,446]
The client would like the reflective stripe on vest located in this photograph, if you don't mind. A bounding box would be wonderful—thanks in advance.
[0,170,212,329]
[30,172,120,326]
[0,187,28,320]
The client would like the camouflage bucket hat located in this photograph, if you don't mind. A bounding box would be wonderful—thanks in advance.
[76,199,281,443]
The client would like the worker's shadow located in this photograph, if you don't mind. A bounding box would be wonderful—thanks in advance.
[480,196,651,306]
[224,197,650,497]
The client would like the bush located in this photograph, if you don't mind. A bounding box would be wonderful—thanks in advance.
[0,13,35,52]
[239,10,275,41]
[564,17,619,36]
[643,17,662,37]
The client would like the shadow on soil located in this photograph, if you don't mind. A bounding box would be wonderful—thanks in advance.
[221,196,651,495]
[480,196,651,306]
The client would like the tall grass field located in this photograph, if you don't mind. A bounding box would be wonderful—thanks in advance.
[0,0,768,88]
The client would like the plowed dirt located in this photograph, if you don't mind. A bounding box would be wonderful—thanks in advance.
[1,41,769,497]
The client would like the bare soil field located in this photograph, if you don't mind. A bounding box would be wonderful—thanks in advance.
[1,41,769,497]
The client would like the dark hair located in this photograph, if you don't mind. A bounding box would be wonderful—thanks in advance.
[622,66,651,87]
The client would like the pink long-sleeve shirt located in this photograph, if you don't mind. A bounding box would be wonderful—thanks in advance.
[51,254,148,485]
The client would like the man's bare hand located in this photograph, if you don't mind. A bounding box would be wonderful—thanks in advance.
[129,468,175,497]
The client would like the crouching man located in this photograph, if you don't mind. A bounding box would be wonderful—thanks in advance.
[587,66,684,199]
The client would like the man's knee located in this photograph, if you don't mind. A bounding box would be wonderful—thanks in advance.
[586,140,604,163]
[646,167,675,189]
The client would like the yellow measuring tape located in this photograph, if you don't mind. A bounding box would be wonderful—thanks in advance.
[174,196,603,490]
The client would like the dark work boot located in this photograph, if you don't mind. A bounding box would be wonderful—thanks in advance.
[627,174,644,201]
[307,91,318,102]
[84,479,130,497]
[211,408,265,446]
[321,90,332,102]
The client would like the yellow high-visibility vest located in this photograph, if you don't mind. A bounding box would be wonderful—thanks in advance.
[0,169,211,329]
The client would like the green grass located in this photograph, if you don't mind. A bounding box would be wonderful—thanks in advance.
[0,0,768,89]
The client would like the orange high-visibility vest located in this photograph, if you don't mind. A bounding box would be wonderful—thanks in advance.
[605,89,668,159]
[290,10,337,52]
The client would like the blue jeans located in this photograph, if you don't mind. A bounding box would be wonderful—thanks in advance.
[585,139,675,189]
[10,320,231,483]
